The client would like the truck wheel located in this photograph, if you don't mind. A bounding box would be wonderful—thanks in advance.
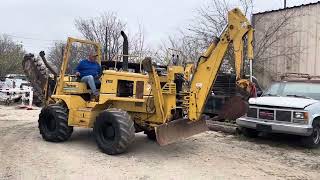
[241,127,259,138]
[94,109,135,155]
[144,130,156,141]
[38,104,73,142]
[301,120,320,148]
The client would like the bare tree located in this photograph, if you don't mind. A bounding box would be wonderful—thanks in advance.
[0,34,25,77]
[154,34,203,65]
[75,12,125,61]
[191,0,253,73]
[47,42,64,70]
[188,0,252,46]
[129,24,153,63]
[75,12,149,63]
[158,0,253,70]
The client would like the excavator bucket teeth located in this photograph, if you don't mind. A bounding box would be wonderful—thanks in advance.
[155,118,208,146]
[218,95,249,120]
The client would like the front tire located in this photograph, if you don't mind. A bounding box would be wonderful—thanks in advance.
[301,120,320,148]
[38,104,73,142]
[241,127,259,138]
[94,109,135,155]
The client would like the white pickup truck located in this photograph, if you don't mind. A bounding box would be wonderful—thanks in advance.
[237,73,320,148]
[0,74,31,103]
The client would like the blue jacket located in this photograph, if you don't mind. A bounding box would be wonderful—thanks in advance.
[76,59,101,78]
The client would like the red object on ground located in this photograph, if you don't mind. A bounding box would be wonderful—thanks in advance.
[16,105,34,110]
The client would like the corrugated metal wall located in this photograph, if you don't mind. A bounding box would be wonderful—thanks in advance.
[253,3,320,88]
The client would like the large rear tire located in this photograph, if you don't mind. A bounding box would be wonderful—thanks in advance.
[94,109,135,155]
[38,104,73,142]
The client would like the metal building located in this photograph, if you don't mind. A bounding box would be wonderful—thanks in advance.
[252,2,320,87]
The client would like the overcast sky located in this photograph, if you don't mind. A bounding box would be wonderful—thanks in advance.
[0,0,318,53]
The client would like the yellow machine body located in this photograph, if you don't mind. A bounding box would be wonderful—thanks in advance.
[48,8,254,147]
[52,44,183,131]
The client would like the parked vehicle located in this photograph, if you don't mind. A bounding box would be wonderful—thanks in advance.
[2,74,30,89]
[237,73,320,147]
[0,74,31,104]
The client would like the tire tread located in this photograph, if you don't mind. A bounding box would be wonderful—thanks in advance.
[38,104,73,142]
[94,108,135,155]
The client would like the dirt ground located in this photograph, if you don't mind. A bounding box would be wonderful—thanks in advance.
[0,105,319,180]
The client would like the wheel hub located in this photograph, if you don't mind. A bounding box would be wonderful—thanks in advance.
[313,127,320,144]
[102,123,115,141]
[45,113,56,132]
[106,126,115,138]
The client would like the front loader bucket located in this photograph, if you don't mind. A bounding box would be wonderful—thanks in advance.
[155,118,208,146]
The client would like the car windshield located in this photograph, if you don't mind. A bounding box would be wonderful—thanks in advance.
[263,82,320,100]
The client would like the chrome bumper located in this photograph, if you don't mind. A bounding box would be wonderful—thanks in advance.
[236,117,313,136]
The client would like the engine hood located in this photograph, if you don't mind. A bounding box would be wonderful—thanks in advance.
[249,96,319,109]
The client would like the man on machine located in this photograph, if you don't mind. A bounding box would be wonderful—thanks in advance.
[75,52,101,100]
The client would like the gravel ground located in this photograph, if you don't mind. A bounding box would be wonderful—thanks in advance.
[0,105,319,180]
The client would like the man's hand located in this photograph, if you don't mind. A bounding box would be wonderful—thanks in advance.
[76,72,80,76]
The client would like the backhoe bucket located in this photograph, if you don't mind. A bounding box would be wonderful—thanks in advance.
[155,118,208,146]
[217,95,249,120]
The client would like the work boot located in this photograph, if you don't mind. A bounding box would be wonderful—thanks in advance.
[94,94,99,101]
[91,93,99,102]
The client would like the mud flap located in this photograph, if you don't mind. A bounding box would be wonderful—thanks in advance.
[155,118,209,146]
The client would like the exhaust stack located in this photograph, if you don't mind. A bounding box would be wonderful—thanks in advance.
[120,31,128,71]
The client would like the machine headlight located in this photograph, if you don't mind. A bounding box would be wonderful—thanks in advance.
[293,112,308,124]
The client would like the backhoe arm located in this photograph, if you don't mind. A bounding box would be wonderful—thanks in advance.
[188,8,254,121]
[142,8,254,146]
